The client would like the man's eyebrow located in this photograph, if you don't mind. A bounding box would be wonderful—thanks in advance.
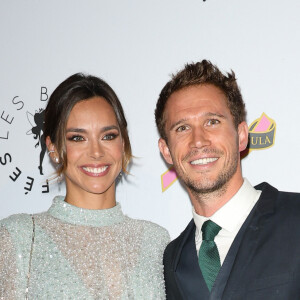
[169,118,189,131]
[66,125,119,133]
[169,113,226,131]
[206,112,226,119]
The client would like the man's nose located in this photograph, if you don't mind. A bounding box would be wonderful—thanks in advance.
[189,127,211,149]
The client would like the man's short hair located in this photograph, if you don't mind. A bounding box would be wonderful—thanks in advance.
[155,60,246,141]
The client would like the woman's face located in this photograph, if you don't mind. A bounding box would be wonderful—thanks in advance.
[63,96,123,198]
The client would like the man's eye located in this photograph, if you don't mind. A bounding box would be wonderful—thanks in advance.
[68,135,84,142]
[207,119,220,126]
[103,133,118,140]
[176,125,189,132]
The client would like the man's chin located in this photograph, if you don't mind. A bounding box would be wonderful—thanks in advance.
[186,178,228,195]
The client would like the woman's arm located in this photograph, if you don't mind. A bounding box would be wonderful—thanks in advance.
[0,225,18,299]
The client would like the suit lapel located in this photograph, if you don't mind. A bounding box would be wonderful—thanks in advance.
[222,183,278,298]
[209,193,261,299]
[174,220,210,300]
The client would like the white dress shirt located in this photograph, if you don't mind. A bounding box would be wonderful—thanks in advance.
[193,178,261,265]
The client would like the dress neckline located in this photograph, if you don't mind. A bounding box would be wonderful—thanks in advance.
[47,196,126,227]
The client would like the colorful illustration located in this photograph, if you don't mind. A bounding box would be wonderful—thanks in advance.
[161,166,178,192]
[248,113,276,152]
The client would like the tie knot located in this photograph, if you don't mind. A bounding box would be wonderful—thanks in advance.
[201,220,221,241]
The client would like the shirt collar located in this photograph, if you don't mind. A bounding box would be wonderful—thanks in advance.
[193,178,261,233]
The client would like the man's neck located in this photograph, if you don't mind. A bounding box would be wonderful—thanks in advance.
[189,179,244,217]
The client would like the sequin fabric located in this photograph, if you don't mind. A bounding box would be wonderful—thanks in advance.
[0,196,170,299]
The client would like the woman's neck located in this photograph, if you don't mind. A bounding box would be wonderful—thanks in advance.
[65,183,117,210]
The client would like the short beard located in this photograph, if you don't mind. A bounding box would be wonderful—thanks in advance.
[176,143,239,201]
[187,163,237,202]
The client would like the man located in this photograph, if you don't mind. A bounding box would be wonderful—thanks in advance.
[155,60,300,299]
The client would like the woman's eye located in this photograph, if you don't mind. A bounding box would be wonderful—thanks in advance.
[103,133,118,140]
[68,135,84,142]
[176,125,189,132]
[207,119,220,126]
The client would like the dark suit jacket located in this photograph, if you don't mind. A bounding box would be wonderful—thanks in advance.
[164,182,300,300]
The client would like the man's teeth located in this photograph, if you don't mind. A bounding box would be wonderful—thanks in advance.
[190,158,218,165]
[83,166,108,174]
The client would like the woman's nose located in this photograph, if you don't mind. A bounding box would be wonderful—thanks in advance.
[89,140,104,159]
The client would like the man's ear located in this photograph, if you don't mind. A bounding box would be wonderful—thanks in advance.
[238,121,249,152]
[158,138,173,165]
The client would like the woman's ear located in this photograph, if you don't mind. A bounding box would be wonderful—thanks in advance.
[46,136,60,164]
[46,136,54,151]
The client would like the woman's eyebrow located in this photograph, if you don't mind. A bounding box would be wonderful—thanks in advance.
[66,125,119,133]
[100,125,120,133]
[66,128,86,133]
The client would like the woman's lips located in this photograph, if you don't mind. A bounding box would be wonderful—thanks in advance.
[80,165,110,176]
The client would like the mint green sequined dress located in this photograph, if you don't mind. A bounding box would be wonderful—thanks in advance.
[0,197,170,299]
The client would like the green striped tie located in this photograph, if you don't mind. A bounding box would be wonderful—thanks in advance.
[198,220,222,291]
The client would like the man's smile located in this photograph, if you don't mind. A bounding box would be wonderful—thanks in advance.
[190,157,218,165]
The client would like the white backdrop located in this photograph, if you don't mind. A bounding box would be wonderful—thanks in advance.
[1,0,300,239]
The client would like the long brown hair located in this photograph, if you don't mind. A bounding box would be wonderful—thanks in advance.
[44,73,132,175]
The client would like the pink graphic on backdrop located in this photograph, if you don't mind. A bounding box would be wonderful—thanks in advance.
[253,114,271,132]
[161,167,178,192]
[247,112,276,152]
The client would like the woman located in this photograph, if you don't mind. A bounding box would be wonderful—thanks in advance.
[0,73,170,299]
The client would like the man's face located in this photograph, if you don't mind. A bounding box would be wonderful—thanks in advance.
[159,84,248,197]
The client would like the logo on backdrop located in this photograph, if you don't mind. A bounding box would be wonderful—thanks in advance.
[247,113,276,152]
[160,113,276,192]
[26,108,46,175]
[0,87,50,195]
